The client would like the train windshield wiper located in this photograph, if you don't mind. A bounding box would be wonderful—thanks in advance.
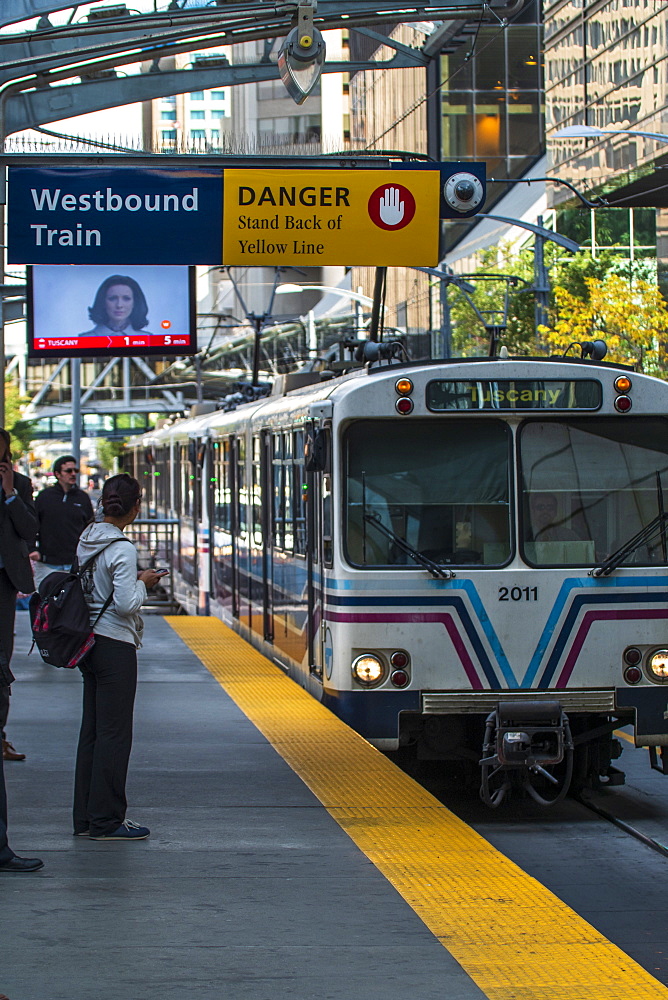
[592,471,668,577]
[592,513,668,577]
[363,511,452,579]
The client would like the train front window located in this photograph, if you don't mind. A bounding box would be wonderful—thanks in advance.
[345,419,512,568]
[520,418,668,567]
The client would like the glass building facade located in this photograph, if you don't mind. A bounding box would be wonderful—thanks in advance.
[440,0,543,248]
[545,0,668,201]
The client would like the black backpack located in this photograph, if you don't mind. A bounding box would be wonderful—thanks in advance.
[29,539,130,669]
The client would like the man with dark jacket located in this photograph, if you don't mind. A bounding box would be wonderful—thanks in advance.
[30,455,94,587]
[0,428,38,764]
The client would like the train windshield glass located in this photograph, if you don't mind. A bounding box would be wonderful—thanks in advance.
[520,418,668,567]
[345,419,512,568]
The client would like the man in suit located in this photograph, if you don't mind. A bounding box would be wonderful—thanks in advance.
[0,429,43,873]
[0,428,38,763]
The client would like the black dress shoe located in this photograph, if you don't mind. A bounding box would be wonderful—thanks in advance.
[0,856,44,873]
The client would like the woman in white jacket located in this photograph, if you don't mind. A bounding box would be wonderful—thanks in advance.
[73,474,162,841]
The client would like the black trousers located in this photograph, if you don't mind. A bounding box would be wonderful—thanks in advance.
[0,567,17,741]
[73,634,138,837]
[0,750,15,863]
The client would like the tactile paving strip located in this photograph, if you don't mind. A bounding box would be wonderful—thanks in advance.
[167,615,668,1000]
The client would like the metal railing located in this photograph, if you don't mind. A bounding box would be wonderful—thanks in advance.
[124,517,181,613]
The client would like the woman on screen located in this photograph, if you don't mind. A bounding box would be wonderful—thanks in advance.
[78,275,155,337]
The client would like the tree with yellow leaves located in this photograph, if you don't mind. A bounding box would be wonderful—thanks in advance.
[540,274,668,376]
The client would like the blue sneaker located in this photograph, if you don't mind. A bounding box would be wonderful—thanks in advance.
[90,820,150,841]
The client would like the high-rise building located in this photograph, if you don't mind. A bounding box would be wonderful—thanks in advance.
[545,0,663,278]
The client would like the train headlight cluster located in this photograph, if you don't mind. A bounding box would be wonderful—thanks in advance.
[647,649,668,682]
[395,378,414,415]
[613,374,632,413]
[352,654,385,686]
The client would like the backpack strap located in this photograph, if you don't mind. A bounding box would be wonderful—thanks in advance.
[76,536,132,576]
[92,592,116,629]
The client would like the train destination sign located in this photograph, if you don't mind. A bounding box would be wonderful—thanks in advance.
[7,163,451,267]
[221,168,441,266]
[426,380,603,411]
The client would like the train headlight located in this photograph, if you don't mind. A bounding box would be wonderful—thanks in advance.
[352,654,385,686]
[647,649,668,682]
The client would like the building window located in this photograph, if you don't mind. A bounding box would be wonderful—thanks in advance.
[191,130,206,140]
[189,91,205,101]
[190,110,205,120]
[210,109,227,119]
[160,110,176,120]
[210,90,226,100]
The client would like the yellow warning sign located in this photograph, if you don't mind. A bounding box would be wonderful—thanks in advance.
[222,168,440,266]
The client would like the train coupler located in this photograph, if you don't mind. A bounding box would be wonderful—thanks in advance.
[479,701,574,808]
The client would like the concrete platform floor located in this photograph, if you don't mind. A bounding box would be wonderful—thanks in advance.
[1,612,486,1000]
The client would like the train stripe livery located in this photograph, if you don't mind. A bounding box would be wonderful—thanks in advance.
[127,354,668,806]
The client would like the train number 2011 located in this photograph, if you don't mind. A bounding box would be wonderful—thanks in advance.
[498,586,538,601]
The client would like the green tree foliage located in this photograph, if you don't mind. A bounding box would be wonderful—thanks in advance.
[3,379,35,457]
[449,244,663,367]
[448,245,537,356]
[96,437,125,473]
[540,274,668,375]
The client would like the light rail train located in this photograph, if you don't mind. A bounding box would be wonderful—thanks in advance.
[126,351,668,805]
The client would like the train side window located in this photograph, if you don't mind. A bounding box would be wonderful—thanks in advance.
[271,432,295,552]
[322,473,333,566]
[293,429,307,556]
[252,436,263,545]
[283,433,294,552]
[173,444,181,516]
[273,433,284,549]
[236,437,247,537]
[179,444,194,519]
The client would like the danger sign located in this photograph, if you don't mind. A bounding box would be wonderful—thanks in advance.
[222,168,440,266]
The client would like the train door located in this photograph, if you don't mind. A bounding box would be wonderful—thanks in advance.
[305,420,331,677]
[232,434,252,627]
[259,432,273,642]
[177,440,198,588]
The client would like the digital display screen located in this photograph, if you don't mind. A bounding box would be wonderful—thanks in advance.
[426,380,602,411]
[27,264,196,358]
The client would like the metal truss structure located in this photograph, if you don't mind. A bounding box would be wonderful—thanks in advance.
[1,0,524,430]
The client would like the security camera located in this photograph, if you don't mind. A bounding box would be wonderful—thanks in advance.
[443,172,485,213]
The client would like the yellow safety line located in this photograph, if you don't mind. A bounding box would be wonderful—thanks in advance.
[167,616,668,1000]
[615,728,637,746]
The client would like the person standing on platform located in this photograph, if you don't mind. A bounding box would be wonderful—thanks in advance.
[73,474,163,841]
[0,429,38,765]
[0,649,44,873]
[29,455,94,588]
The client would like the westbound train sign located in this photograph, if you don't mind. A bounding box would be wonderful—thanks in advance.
[7,162,485,267]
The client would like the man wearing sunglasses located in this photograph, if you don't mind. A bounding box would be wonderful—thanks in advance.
[30,456,94,592]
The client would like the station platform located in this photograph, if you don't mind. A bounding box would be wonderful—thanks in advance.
[2,612,668,1000]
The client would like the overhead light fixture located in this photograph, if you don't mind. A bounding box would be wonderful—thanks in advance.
[278,0,326,105]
